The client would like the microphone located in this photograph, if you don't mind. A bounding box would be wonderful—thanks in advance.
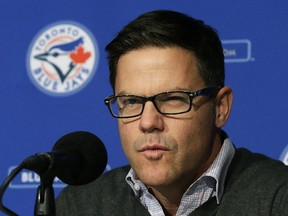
[22,131,108,186]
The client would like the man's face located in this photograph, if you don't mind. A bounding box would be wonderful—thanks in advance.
[115,47,221,191]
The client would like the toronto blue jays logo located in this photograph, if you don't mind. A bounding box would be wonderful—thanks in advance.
[27,21,98,96]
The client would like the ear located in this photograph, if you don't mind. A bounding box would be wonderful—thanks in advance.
[215,86,233,128]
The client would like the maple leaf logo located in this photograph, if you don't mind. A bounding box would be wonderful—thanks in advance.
[70,45,91,64]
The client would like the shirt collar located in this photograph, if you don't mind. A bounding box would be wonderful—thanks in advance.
[201,137,235,203]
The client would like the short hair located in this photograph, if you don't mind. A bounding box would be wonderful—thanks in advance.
[105,10,225,92]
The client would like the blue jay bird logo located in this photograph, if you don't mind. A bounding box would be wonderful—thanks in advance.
[27,22,98,96]
[34,37,88,83]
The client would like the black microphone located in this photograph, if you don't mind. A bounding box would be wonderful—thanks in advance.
[22,131,108,186]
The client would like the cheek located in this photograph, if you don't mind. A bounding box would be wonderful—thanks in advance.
[174,109,216,154]
[118,121,127,142]
[172,121,215,174]
[118,121,135,154]
[174,122,197,153]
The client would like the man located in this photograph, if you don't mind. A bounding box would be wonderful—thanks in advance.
[56,10,288,215]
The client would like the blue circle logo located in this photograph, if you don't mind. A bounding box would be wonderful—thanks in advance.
[27,21,99,96]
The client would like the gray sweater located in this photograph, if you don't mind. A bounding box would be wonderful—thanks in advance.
[56,148,288,215]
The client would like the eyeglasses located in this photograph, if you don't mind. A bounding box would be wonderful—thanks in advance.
[104,86,221,118]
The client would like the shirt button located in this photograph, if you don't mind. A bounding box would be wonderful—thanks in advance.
[134,183,140,191]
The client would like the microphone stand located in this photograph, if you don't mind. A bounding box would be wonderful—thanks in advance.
[34,173,56,216]
[0,162,56,216]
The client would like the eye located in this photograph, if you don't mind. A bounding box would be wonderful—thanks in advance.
[51,52,60,57]
[119,96,143,107]
[158,93,190,104]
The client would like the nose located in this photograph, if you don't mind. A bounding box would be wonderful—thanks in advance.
[139,101,164,133]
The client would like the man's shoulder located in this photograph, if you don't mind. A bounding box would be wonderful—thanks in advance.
[213,148,288,215]
[56,165,131,204]
[226,147,288,188]
[224,147,288,200]
[232,148,288,177]
[56,165,139,215]
[62,165,131,195]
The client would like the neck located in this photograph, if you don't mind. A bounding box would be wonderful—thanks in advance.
[148,186,182,216]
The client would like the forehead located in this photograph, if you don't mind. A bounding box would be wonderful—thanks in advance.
[115,47,204,95]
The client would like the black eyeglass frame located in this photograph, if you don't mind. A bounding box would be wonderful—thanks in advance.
[104,86,222,118]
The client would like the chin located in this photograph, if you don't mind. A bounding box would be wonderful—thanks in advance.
[136,166,173,187]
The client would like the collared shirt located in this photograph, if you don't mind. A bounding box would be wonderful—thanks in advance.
[126,137,235,216]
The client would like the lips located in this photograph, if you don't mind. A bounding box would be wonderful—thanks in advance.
[139,144,169,160]
[140,144,169,152]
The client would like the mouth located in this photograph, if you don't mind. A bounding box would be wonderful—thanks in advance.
[139,144,169,160]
